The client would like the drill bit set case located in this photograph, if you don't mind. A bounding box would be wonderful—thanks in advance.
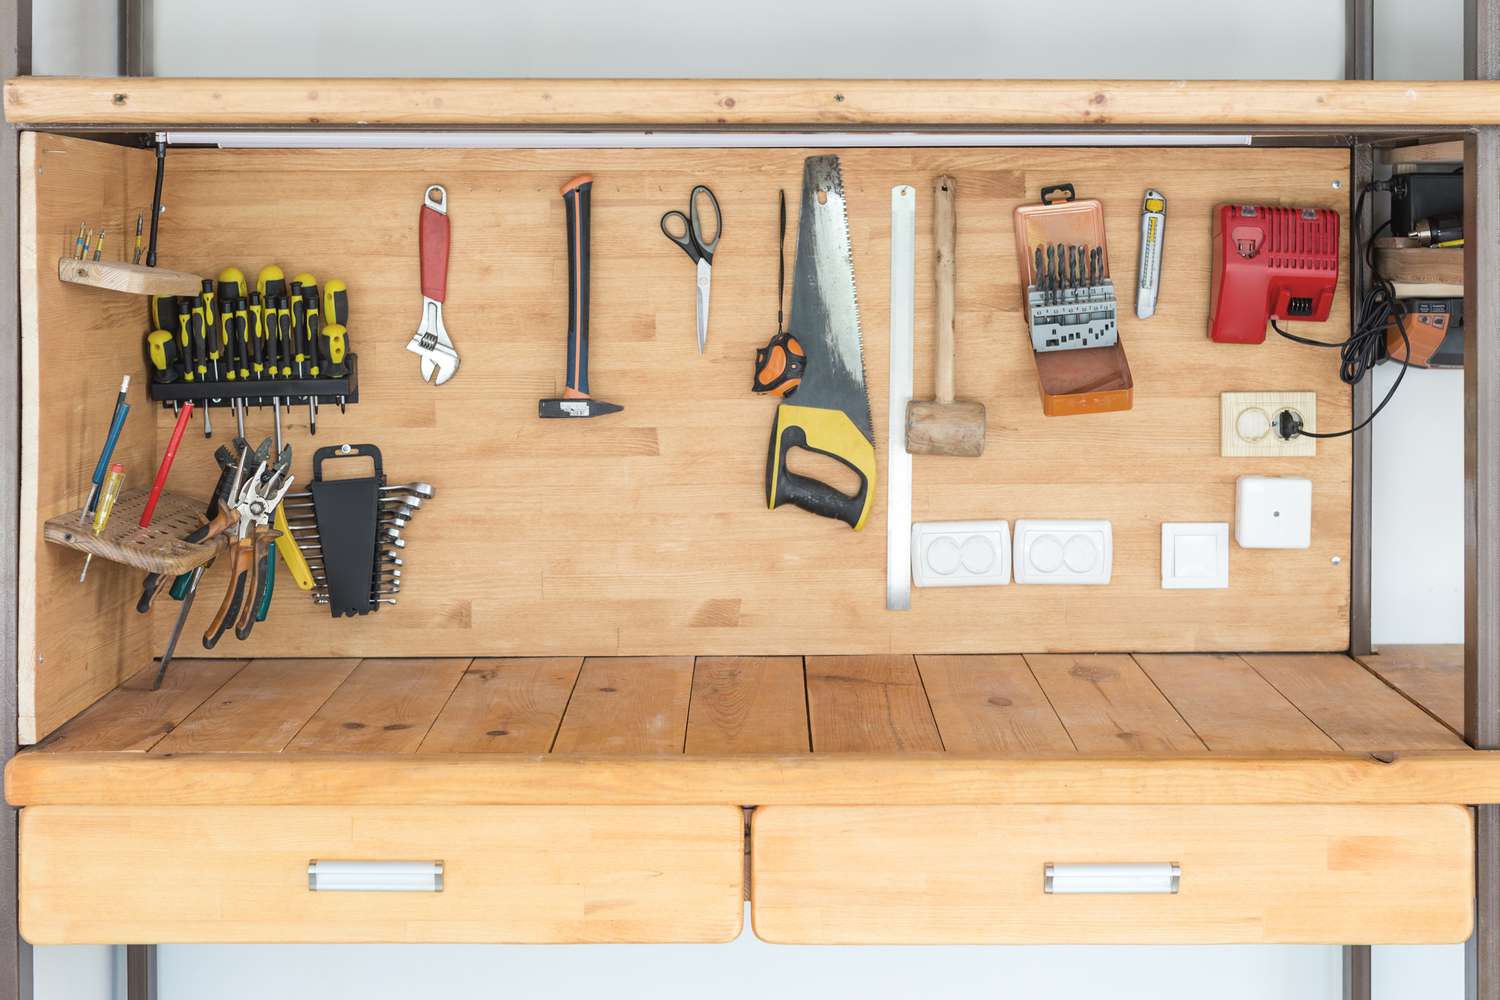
[1013,184,1134,416]
[8,75,1500,955]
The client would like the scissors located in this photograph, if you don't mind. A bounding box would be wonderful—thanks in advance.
[660,184,721,354]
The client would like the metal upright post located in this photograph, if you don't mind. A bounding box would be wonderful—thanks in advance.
[1345,0,1375,992]
[1466,2,1500,1000]
[1346,0,1375,665]
[1,3,34,999]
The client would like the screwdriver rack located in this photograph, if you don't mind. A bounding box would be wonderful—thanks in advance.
[146,354,360,411]
[42,489,222,576]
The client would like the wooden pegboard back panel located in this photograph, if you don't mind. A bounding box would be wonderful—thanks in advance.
[137,145,1351,658]
[20,134,160,743]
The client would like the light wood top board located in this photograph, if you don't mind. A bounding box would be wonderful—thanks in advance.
[7,77,1500,127]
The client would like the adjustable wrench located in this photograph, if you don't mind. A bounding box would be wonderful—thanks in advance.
[406,185,461,385]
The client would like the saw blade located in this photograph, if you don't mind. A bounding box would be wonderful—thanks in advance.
[786,155,873,440]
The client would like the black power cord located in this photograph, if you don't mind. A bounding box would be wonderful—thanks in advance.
[1268,182,1410,440]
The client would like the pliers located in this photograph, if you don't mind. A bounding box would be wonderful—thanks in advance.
[203,456,294,648]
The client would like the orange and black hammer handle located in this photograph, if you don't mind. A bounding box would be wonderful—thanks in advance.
[561,175,593,398]
[203,537,255,649]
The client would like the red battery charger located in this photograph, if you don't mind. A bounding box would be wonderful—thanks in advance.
[1208,204,1340,344]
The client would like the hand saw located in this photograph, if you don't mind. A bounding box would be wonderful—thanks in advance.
[765,155,877,530]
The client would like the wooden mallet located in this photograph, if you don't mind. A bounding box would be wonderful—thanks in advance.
[906,176,986,457]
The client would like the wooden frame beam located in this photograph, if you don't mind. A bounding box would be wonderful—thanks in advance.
[8,77,1500,129]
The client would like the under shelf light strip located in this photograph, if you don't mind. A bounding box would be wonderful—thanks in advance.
[166,130,1253,150]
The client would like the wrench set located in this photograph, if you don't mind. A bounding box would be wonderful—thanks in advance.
[282,443,435,617]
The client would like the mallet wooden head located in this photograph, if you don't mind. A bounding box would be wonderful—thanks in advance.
[905,176,986,458]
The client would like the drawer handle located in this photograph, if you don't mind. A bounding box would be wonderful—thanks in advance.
[1044,862,1180,895]
[307,860,444,893]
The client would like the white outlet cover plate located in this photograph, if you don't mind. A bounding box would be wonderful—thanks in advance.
[1220,391,1317,457]
[911,520,1011,587]
[1013,519,1112,585]
[1235,476,1313,549]
[1161,522,1230,589]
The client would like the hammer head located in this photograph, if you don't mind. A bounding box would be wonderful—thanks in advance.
[905,399,986,457]
[539,397,623,419]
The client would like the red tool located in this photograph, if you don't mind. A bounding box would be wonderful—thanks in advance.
[140,401,194,528]
[1208,204,1340,344]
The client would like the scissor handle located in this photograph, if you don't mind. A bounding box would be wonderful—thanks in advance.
[660,185,721,264]
[689,184,720,260]
[660,209,699,263]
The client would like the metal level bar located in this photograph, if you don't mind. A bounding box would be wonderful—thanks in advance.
[2,0,34,993]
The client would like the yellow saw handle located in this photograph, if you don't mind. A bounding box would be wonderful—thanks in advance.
[765,403,877,531]
[272,505,315,591]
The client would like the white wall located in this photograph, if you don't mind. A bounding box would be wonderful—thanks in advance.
[29,1,1470,996]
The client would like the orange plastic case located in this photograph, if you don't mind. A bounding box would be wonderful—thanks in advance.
[1013,184,1134,416]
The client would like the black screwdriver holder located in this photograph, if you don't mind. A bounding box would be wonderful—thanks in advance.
[146,354,360,410]
[307,443,384,618]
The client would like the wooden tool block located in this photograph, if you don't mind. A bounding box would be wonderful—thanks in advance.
[43,489,220,576]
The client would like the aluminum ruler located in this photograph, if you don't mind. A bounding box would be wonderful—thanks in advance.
[887,185,916,610]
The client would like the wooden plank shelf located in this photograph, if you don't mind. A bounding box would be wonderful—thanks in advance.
[56,257,204,297]
[43,489,219,576]
[12,651,1495,810]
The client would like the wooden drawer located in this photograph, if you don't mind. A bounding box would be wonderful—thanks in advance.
[751,804,1473,944]
[20,805,744,944]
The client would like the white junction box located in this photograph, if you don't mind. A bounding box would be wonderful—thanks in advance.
[911,520,1011,587]
[1161,522,1230,589]
[1235,476,1312,549]
[1220,391,1317,457]
[1013,519,1112,585]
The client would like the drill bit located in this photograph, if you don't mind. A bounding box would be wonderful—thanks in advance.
[132,213,145,265]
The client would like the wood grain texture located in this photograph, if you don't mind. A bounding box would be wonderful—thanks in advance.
[36,660,245,753]
[20,133,160,743]
[1025,653,1205,752]
[11,751,1500,807]
[1354,644,1463,734]
[1375,247,1463,285]
[916,654,1073,752]
[139,146,1352,659]
[751,804,1474,944]
[418,657,582,753]
[55,257,203,296]
[152,658,360,753]
[20,805,744,944]
[806,655,942,752]
[286,658,468,753]
[1133,653,1339,752]
[1380,140,1466,164]
[7,77,1500,127]
[552,657,694,753]
[685,656,809,754]
[1244,654,1467,751]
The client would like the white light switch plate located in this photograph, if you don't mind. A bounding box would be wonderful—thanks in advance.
[911,521,1011,587]
[1162,522,1230,589]
[1013,519,1112,585]
[1235,476,1312,549]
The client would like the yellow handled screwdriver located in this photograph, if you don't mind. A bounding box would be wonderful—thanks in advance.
[79,463,125,582]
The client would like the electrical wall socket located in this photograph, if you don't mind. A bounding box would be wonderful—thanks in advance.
[1220,391,1317,457]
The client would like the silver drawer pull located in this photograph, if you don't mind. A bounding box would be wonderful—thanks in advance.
[307,860,444,893]
[1044,862,1180,895]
